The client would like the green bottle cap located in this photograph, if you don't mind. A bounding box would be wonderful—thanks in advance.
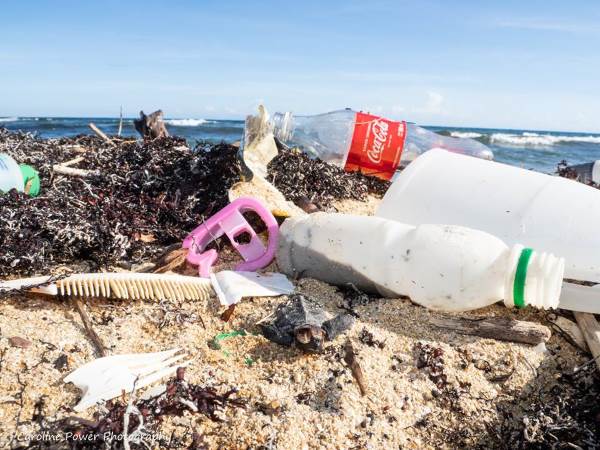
[19,164,40,197]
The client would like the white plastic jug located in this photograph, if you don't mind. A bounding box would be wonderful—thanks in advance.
[377,148,600,284]
[0,153,24,193]
[277,213,564,312]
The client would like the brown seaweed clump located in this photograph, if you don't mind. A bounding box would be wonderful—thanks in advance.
[19,368,244,450]
[0,129,241,276]
[267,148,391,209]
[497,363,600,449]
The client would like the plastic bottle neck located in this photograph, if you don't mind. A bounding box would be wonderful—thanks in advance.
[272,112,294,141]
[503,245,564,309]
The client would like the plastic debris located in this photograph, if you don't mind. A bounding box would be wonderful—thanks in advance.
[209,329,251,358]
[277,212,564,312]
[0,153,40,196]
[210,271,294,306]
[64,348,191,411]
[183,197,279,277]
[270,109,493,179]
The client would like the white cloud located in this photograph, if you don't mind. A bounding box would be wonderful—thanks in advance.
[416,91,444,115]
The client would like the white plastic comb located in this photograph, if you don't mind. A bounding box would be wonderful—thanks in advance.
[0,272,214,302]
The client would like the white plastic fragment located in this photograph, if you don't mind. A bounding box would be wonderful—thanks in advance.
[210,271,294,306]
[532,342,547,354]
[64,348,191,412]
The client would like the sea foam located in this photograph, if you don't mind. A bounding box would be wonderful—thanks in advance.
[449,131,483,139]
[490,132,600,146]
[165,118,208,127]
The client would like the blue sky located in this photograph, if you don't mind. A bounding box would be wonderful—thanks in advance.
[1,0,599,131]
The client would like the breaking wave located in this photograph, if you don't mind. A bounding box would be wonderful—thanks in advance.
[165,118,208,127]
[445,129,600,147]
[0,117,18,123]
[489,132,600,146]
[449,131,483,139]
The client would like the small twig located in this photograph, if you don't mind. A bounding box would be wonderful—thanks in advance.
[89,122,115,146]
[574,312,600,372]
[118,105,124,137]
[59,156,85,167]
[53,165,100,178]
[72,298,108,357]
[123,377,140,450]
[8,373,27,448]
[572,353,600,373]
[343,339,367,396]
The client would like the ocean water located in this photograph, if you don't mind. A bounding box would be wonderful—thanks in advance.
[2,116,600,174]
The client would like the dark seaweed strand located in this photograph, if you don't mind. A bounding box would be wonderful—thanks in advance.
[0,129,242,276]
[266,148,390,209]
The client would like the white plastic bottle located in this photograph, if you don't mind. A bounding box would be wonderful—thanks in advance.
[277,213,564,312]
[376,148,600,284]
[271,109,493,180]
[0,153,25,193]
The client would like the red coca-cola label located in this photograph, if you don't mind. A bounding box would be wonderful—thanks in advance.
[344,112,406,180]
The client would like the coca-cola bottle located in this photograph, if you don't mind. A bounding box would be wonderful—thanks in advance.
[271,109,493,180]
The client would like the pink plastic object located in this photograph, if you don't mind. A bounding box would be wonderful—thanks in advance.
[182,197,279,277]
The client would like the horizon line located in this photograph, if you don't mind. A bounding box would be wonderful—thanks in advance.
[2,115,600,135]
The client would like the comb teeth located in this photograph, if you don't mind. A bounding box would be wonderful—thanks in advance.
[56,273,213,301]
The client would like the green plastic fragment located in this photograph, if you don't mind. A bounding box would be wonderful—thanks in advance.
[209,329,248,351]
[19,164,40,197]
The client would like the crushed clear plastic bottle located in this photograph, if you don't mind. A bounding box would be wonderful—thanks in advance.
[271,109,493,180]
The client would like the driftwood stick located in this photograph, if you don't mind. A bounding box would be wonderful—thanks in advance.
[53,165,99,178]
[72,298,108,357]
[58,156,85,168]
[133,110,169,139]
[89,122,115,146]
[430,316,551,345]
[549,315,588,351]
[574,312,600,372]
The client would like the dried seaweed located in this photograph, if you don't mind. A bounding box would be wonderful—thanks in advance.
[358,328,385,349]
[497,364,600,449]
[22,368,245,449]
[267,148,390,209]
[414,342,448,389]
[336,284,379,318]
[0,128,241,276]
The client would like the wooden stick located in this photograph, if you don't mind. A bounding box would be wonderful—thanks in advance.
[574,312,600,372]
[53,165,99,178]
[117,105,123,137]
[59,156,85,168]
[430,316,551,345]
[89,122,114,146]
[549,315,588,351]
[343,340,367,396]
[72,298,108,357]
